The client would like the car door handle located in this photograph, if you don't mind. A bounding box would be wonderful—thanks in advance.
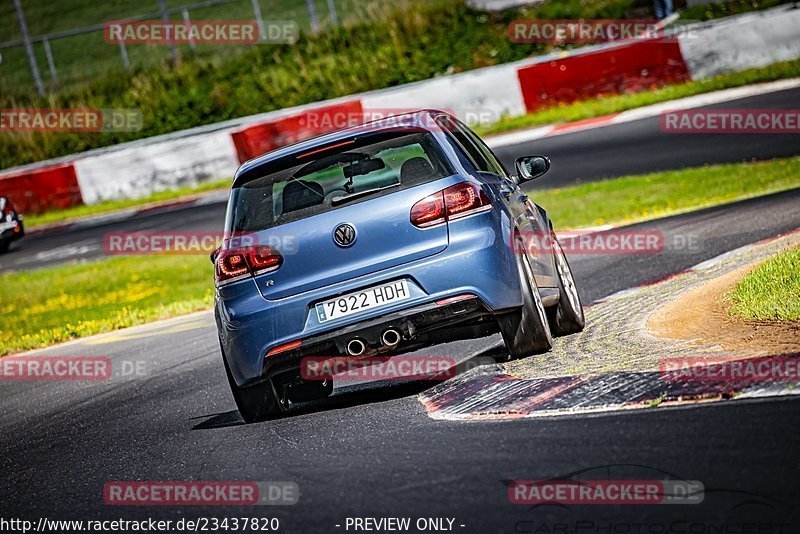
[517,193,528,202]
[500,186,513,199]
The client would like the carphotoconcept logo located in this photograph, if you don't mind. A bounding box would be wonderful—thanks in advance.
[0,109,142,132]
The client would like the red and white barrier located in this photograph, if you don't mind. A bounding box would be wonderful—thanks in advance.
[1,5,798,214]
[231,100,363,163]
[0,162,82,214]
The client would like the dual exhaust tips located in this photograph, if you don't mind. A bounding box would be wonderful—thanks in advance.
[346,329,401,356]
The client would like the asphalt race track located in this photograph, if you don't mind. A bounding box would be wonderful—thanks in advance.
[494,85,800,189]
[2,87,800,273]
[2,186,800,530]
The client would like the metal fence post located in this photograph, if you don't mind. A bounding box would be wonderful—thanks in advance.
[12,0,45,96]
[327,0,338,25]
[42,37,58,84]
[181,9,197,51]
[250,0,266,40]
[157,0,180,66]
[305,0,319,32]
[118,39,131,70]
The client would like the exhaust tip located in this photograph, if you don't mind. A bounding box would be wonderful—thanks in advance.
[381,329,401,348]
[346,338,366,356]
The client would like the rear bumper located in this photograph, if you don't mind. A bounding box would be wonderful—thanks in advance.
[0,219,24,243]
[216,211,523,387]
[252,296,502,386]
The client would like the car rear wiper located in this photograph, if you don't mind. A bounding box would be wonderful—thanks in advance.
[331,183,401,207]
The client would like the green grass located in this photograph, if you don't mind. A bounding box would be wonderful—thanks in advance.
[728,246,800,322]
[24,178,230,229]
[477,58,800,137]
[532,157,800,230]
[0,0,408,93]
[3,156,799,355]
[0,255,213,356]
[680,0,793,21]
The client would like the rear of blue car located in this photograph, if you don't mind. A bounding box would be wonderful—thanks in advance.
[213,112,580,422]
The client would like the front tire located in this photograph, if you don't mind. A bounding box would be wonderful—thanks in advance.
[547,232,585,336]
[498,238,553,359]
[221,346,286,423]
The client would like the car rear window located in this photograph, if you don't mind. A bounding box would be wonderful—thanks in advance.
[226,131,453,233]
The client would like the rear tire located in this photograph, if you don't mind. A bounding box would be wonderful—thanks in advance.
[547,232,585,336]
[221,347,286,423]
[498,238,553,359]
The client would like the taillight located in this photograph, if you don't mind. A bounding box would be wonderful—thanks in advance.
[215,246,283,286]
[409,192,446,228]
[410,182,491,228]
[248,247,283,274]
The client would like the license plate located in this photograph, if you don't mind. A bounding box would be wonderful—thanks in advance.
[316,281,410,323]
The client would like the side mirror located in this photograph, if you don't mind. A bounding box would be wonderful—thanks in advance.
[210,246,221,264]
[514,155,550,182]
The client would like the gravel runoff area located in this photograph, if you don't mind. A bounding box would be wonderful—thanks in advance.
[506,229,800,379]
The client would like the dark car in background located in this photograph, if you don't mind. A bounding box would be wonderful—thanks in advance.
[0,196,24,253]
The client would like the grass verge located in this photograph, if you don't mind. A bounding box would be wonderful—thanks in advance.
[477,59,800,137]
[24,179,230,229]
[2,157,799,356]
[533,157,800,230]
[727,246,800,322]
[0,255,212,356]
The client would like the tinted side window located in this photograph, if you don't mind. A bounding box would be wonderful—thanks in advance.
[459,121,508,177]
[435,116,494,173]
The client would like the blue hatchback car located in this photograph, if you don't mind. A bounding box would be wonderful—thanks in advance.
[213,111,584,422]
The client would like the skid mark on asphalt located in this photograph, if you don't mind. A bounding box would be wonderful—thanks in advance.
[18,311,214,355]
[81,314,213,346]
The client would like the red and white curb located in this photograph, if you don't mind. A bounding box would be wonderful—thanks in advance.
[419,229,800,421]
